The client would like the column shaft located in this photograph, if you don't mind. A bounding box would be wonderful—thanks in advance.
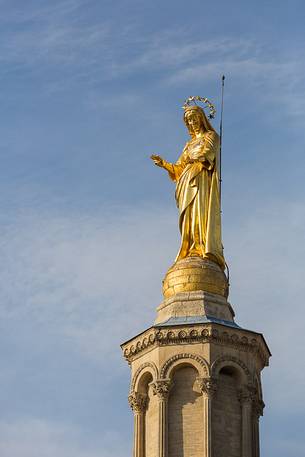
[203,395,211,457]
[158,397,168,457]
[134,412,145,457]
[151,379,172,457]
[196,377,217,457]
[241,401,253,457]
[253,417,260,457]
[128,392,147,457]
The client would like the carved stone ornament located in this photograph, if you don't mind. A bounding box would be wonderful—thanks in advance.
[253,399,265,419]
[128,391,148,413]
[238,385,257,405]
[121,324,270,369]
[151,379,172,400]
[195,377,218,398]
[160,352,209,379]
[211,355,251,384]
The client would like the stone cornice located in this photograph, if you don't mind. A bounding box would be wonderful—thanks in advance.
[121,322,270,368]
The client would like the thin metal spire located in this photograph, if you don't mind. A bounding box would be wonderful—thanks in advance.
[219,75,225,209]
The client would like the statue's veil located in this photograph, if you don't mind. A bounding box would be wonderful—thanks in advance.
[183,106,220,175]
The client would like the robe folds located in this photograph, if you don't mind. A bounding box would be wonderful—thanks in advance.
[167,130,225,270]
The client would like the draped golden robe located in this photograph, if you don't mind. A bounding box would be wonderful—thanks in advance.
[167,130,225,270]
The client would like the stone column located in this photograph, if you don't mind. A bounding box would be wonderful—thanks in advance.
[239,386,256,457]
[196,377,217,457]
[252,400,264,457]
[128,391,148,457]
[151,379,172,457]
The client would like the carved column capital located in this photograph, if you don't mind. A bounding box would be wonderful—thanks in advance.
[238,385,257,405]
[151,379,172,400]
[252,399,265,419]
[196,377,218,398]
[128,391,148,413]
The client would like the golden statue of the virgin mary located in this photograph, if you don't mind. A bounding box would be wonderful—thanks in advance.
[151,99,225,271]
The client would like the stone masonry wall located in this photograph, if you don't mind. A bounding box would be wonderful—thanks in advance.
[168,367,204,457]
[145,383,158,457]
[212,371,241,457]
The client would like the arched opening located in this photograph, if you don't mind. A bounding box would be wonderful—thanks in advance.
[220,365,238,377]
[212,365,242,457]
[168,364,204,457]
[137,372,158,457]
[137,371,153,394]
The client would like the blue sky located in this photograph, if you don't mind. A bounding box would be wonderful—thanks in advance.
[0,0,305,455]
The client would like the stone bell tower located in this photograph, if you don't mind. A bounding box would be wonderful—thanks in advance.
[121,97,271,457]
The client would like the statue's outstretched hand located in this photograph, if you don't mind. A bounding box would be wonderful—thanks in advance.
[150,154,165,168]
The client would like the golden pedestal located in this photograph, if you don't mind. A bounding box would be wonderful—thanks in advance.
[162,257,228,299]
[155,257,231,325]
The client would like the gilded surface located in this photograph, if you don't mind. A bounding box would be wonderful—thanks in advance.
[151,102,225,269]
[162,257,228,299]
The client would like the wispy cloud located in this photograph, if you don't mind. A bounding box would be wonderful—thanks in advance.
[1,1,305,124]
[0,2,304,456]
[0,0,86,22]
[163,43,305,121]
[110,36,253,75]
[0,199,305,410]
[225,200,305,412]
[0,9,109,68]
[0,205,177,363]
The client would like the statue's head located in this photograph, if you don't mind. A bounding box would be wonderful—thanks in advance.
[183,96,216,138]
[184,106,205,137]
[183,105,214,138]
